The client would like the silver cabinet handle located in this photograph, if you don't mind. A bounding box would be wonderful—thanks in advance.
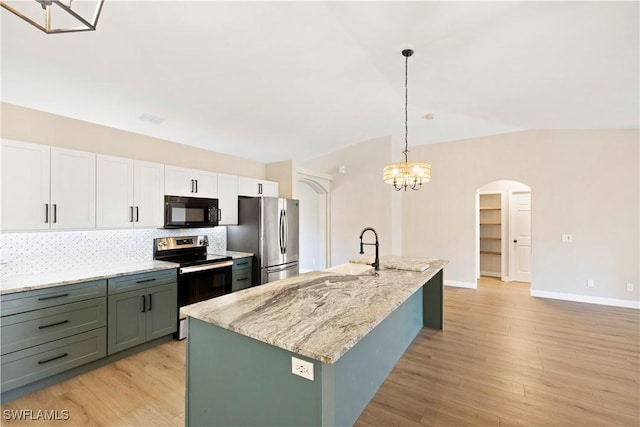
[135,206,139,222]
[45,204,49,223]
[195,179,198,193]
[130,206,134,222]
[141,295,146,313]
[53,204,57,223]
[190,179,195,193]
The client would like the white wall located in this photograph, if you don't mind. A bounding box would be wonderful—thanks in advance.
[303,136,395,266]
[1,103,266,179]
[404,129,639,303]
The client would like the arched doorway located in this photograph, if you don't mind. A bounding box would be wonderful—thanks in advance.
[476,180,531,284]
[296,169,331,272]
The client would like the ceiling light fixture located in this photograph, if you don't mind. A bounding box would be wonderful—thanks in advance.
[383,49,431,191]
[0,0,105,34]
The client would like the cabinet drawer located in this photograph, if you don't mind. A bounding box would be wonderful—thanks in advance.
[108,269,177,295]
[0,280,106,316]
[1,297,106,355]
[232,269,252,292]
[1,328,106,393]
[232,257,252,271]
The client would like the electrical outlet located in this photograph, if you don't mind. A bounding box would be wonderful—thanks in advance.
[562,234,573,243]
[627,283,634,292]
[291,357,314,381]
[587,279,595,288]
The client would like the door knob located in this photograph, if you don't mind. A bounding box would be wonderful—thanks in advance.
[513,240,518,243]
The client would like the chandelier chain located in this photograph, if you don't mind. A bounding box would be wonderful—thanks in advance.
[404,52,409,163]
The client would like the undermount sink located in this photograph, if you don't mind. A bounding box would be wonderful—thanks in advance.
[326,263,374,275]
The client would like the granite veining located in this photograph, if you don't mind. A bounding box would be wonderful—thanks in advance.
[211,250,253,259]
[350,255,434,272]
[0,260,178,295]
[181,258,448,364]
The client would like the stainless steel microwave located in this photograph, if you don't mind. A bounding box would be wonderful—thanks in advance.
[164,196,220,228]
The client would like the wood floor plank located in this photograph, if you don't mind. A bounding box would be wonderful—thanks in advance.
[2,276,638,426]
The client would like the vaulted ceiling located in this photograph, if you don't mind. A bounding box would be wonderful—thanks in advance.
[2,1,638,163]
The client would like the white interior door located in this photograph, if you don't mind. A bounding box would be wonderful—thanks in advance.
[509,192,531,283]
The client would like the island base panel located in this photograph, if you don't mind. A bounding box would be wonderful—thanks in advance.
[423,269,444,329]
[185,287,424,426]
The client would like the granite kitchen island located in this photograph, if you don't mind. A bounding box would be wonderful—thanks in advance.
[180,257,447,426]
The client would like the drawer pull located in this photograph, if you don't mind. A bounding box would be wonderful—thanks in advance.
[236,261,249,266]
[136,278,157,284]
[237,277,249,281]
[38,353,68,365]
[38,293,69,301]
[38,320,69,329]
[141,295,146,313]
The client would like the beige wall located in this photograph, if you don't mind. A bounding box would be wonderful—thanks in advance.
[303,137,395,266]
[404,129,639,302]
[1,103,266,178]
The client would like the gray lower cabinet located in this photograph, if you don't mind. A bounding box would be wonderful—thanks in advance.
[0,280,107,393]
[232,257,252,292]
[107,270,177,355]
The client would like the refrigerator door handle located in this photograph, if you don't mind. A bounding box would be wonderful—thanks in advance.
[283,209,288,254]
[278,209,284,254]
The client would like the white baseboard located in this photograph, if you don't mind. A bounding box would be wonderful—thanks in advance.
[445,280,477,289]
[530,289,640,309]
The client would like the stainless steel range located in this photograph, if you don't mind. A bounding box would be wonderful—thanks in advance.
[153,235,233,339]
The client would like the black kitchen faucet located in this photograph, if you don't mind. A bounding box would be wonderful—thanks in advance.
[359,227,380,271]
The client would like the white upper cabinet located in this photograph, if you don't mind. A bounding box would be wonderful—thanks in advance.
[97,155,164,229]
[217,174,238,225]
[134,160,165,227]
[1,140,96,231]
[50,147,96,230]
[165,165,217,199]
[1,139,51,231]
[238,177,279,198]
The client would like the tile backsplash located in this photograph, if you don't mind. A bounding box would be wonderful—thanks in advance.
[0,227,226,278]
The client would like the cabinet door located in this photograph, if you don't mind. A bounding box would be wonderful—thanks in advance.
[1,140,50,231]
[50,147,96,230]
[134,160,164,227]
[146,283,177,341]
[107,289,146,355]
[217,173,238,225]
[192,170,218,198]
[261,180,279,197]
[238,177,259,197]
[96,154,134,228]
[164,165,192,197]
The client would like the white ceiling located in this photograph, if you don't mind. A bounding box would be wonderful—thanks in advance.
[1,1,638,163]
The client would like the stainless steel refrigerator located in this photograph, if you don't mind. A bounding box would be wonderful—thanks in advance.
[227,197,299,285]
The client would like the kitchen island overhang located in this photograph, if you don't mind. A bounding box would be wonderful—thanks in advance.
[181,258,447,426]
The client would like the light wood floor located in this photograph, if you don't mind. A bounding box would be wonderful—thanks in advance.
[2,277,638,426]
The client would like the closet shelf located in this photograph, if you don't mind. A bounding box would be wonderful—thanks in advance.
[480,251,501,255]
[480,222,501,225]
[479,208,501,211]
[480,237,501,240]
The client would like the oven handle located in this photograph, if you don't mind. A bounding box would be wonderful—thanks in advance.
[179,261,234,274]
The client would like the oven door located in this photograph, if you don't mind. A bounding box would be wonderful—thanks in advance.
[177,261,233,339]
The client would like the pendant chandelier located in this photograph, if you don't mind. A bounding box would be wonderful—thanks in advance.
[383,49,431,191]
[0,0,105,34]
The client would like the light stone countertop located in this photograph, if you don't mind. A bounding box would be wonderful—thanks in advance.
[181,258,448,364]
[0,260,179,295]
[211,250,253,259]
[350,255,434,272]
